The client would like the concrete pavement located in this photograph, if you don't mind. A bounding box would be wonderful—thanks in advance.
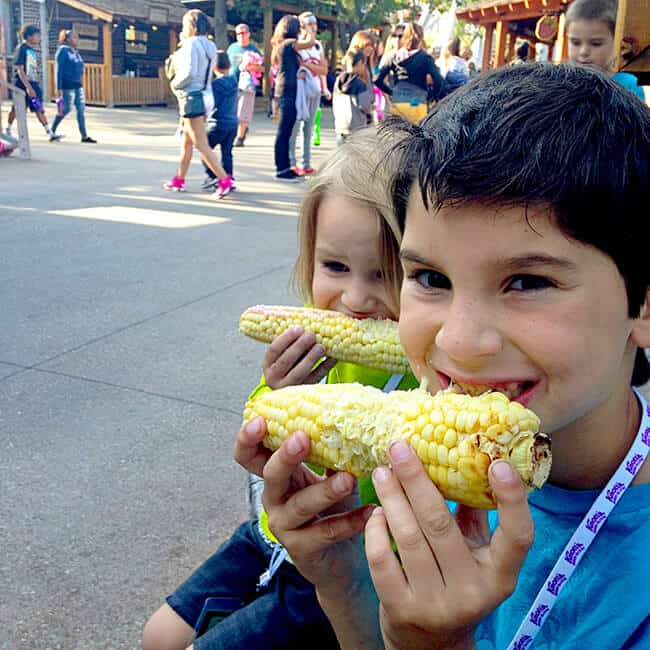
[0,104,336,648]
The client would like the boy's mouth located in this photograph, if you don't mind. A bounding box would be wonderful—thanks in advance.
[436,372,538,404]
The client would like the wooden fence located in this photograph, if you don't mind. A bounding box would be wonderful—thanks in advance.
[47,61,169,107]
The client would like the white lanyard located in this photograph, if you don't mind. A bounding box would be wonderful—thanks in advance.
[508,389,650,649]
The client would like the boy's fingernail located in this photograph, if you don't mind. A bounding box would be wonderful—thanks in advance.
[490,460,515,483]
[389,440,412,464]
[373,467,391,484]
[332,473,351,494]
[314,344,325,357]
[287,434,302,456]
[245,418,260,436]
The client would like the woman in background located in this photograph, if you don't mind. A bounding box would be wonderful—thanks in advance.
[52,29,96,142]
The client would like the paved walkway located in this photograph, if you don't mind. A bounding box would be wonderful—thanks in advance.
[0,104,336,648]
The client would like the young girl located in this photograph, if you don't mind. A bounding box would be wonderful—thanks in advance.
[164,10,233,197]
[142,129,417,650]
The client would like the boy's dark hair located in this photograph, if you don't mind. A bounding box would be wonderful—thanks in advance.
[565,0,617,34]
[215,50,230,71]
[22,25,40,40]
[382,63,650,385]
[448,36,461,57]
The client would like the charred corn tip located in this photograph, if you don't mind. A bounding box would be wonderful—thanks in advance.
[243,384,551,509]
[239,305,410,375]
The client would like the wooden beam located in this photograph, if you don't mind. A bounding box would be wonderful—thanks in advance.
[553,10,567,63]
[482,23,495,70]
[57,0,112,22]
[494,20,509,67]
[169,28,178,53]
[612,0,628,71]
[103,22,113,107]
[263,4,273,96]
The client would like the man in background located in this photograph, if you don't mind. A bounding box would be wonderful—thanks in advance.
[226,23,263,146]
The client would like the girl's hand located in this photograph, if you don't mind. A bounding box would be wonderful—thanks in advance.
[366,441,534,650]
[262,430,376,597]
[262,325,336,389]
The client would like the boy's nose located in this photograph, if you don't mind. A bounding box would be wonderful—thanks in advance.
[434,300,502,366]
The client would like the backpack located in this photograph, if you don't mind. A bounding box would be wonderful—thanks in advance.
[164,50,177,82]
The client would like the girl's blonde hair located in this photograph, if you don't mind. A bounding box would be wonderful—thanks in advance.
[292,129,403,311]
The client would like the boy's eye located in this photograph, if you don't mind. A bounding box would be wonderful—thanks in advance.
[412,269,451,290]
[506,274,554,292]
[323,261,349,273]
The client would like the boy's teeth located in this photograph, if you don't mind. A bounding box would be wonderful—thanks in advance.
[452,380,526,399]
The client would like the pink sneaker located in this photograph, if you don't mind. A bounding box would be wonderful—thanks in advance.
[163,175,185,192]
[215,176,233,199]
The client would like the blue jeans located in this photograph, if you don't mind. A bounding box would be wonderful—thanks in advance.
[204,122,237,177]
[289,94,319,169]
[52,87,87,138]
[274,96,297,174]
[166,521,337,649]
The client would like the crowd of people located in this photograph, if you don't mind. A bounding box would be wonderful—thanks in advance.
[141,1,650,649]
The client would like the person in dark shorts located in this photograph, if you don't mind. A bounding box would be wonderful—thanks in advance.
[6,25,61,142]
[201,51,239,194]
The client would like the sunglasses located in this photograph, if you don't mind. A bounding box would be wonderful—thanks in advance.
[303,17,317,25]
[236,30,248,35]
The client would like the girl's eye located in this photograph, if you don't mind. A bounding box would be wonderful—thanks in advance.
[507,274,555,292]
[323,261,348,273]
[412,269,451,290]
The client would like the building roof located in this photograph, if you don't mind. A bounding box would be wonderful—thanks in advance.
[457,0,572,24]
[58,0,187,24]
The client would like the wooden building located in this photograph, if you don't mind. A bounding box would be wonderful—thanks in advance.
[457,0,650,83]
[4,0,185,106]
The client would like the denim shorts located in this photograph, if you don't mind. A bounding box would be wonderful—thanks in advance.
[167,520,338,649]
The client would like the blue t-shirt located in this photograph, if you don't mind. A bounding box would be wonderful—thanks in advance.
[476,396,650,648]
[226,42,262,82]
[612,72,646,102]
[207,75,238,129]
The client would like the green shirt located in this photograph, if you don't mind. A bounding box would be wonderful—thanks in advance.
[250,360,419,543]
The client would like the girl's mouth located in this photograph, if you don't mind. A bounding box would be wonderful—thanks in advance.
[436,372,538,404]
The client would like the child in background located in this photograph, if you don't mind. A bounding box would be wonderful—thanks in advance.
[235,63,650,649]
[201,51,239,197]
[566,0,646,102]
[332,50,374,145]
[142,129,418,650]
[6,25,62,142]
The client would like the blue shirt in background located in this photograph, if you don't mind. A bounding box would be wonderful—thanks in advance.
[55,44,84,90]
[475,394,650,649]
[612,72,646,102]
[207,75,238,129]
[226,42,262,82]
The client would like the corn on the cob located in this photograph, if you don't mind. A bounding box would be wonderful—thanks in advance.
[243,384,551,509]
[239,305,410,375]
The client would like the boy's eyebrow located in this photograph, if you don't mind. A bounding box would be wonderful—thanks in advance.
[499,254,578,272]
[400,249,578,272]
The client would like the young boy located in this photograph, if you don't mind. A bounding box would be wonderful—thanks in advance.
[566,0,646,102]
[235,63,650,649]
[332,49,373,145]
[201,51,238,197]
[7,25,62,142]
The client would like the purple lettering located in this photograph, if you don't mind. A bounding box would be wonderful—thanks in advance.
[646,404,650,418]
[586,511,607,534]
[530,604,550,626]
[546,573,567,596]
[606,482,626,504]
[642,427,650,447]
[565,542,585,565]
[513,636,534,650]
[626,454,644,475]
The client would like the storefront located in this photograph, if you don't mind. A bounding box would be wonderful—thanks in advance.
[8,0,184,106]
[457,0,649,83]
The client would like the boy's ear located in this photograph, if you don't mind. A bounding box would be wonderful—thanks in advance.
[631,289,650,348]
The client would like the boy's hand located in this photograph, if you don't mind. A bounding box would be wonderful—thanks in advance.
[262,325,336,389]
[261,430,376,597]
[366,442,533,650]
